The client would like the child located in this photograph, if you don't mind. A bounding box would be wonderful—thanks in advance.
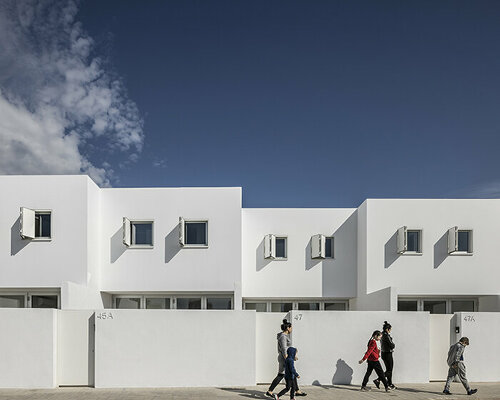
[358,330,390,392]
[274,347,300,400]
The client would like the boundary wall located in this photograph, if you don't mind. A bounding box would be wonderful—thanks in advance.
[1,309,499,388]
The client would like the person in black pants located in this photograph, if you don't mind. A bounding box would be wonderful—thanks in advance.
[358,330,391,392]
[274,347,300,400]
[266,320,307,398]
[374,321,396,390]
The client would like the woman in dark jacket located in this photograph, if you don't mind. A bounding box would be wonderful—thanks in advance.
[374,321,396,389]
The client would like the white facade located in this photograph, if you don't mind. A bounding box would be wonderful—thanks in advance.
[2,175,500,388]
[1,175,500,310]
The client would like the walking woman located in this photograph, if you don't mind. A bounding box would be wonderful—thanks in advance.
[266,319,307,397]
[374,321,396,389]
[358,330,391,392]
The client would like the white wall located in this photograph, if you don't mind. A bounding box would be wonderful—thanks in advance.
[0,175,89,289]
[289,310,430,385]
[0,309,57,388]
[94,310,255,388]
[242,209,357,299]
[429,314,453,381]
[364,199,500,297]
[256,313,289,383]
[100,188,242,298]
[455,312,500,382]
[57,310,95,386]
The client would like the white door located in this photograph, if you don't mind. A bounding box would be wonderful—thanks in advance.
[57,310,95,386]
[429,314,453,381]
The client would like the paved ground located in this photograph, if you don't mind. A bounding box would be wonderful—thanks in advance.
[0,383,497,400]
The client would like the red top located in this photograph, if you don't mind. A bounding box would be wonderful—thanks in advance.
[362,339,380,361]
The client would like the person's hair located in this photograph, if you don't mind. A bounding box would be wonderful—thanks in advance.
[368,330,382,345]
[281,319,292,332]
[459,337,470,345]
[383,321,392,332]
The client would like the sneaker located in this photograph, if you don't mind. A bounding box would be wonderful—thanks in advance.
[467,389,478,395]
[385,386,392,392]
[360,386,371,391]
[273,394,279,400]
[389,385,397,390]
[443,390,452,395]
[265,392,274,398]
[373,379,380,389]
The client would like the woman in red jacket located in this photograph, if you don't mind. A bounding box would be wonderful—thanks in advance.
[358,330,391,392]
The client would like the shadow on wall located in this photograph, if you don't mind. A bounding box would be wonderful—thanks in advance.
[88,313,95,387]
[332,358,353,385]
[384,231,400,268]
[305,239,322,271]
[434,232,448,269]
[11,217,29,255]
[165,224,181,263]
[110,226,126,263]
[322,211,357,297]
[256,237,273,271]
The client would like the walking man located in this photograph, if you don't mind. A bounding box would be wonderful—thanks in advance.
[443,337,477,395]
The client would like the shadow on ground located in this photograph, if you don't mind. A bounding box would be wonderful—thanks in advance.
[219,387,267,399]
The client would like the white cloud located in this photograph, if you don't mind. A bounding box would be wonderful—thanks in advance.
[465,181,500,198]
[0,0,144,186]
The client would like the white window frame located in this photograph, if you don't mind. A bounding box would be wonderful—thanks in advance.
[264,234,287,260]
[397,297,477,313]
[243,299,349,312]
[112,294,233,310]
[20,208,52,241]
[123,219,154,248]
[448,227,473,255]
[179,218,209,248]
[0,289,60,309]
[311,234,334,259]
[397,226,422,254]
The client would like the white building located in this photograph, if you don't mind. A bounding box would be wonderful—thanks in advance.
[1,174,499,314]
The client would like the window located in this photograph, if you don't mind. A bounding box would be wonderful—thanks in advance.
[398,298,477,313]
[298,302,320,311]
[20,207,52,239]
[146,298,171,309]
[244,300,348,312]
[397,227,422,254]
[311,235,334,259]
[324,302,347,311]
[398,300,418,311]
[207,297,232,310]
[423,300,447,314]
[123,218,154,247]
[244,303,267,312]
[31,295,58,309]
[271,302,293,312]
[264,235,288,260]
[176,298,202,309]
[448,227,473,254]
[116,297,141,309]
[179,218,208,247]
[451,300,475,313]
[0,295,25,308]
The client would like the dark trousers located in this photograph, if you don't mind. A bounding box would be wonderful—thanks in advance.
[362,360,388,389]
[381,352,394,386]
[268,373,300,393]
[277,377,298,399]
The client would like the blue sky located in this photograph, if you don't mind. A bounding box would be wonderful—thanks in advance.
[1,1,500,207]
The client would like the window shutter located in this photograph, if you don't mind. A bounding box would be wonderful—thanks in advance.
[468,231,473,253]
[264,234,276,259]
[20,207,36,239]
[123,217,131,247]
[448,226,458,253]
[311,234,324,259]
[397,226,407,254]
[179,217,185,246]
